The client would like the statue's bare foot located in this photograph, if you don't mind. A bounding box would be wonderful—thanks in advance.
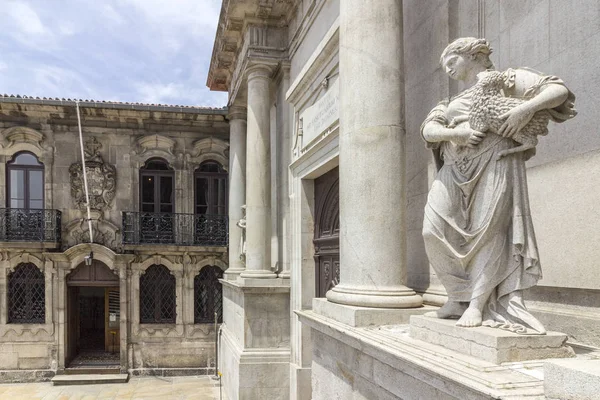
[424,301,467,319]
[455,307,483,327]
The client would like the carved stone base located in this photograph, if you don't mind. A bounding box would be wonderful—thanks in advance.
[410,315,575,364]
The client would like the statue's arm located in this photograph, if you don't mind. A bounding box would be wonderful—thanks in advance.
[499,68,574,137]
[422,119,486,148]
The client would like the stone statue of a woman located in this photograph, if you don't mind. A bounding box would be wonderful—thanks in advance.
[421,38,576,334]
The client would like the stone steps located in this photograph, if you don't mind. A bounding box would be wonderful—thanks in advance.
[51,373,129,386]
[61,367,121,375]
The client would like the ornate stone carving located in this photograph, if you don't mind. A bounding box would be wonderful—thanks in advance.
[137,134,175,155]
[64,216,121,252]
[420,37,577,334]
[69,137,116,211]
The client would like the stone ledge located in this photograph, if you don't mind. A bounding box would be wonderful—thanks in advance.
[544,359,600,400]
[313,298,435,327]
[220,277,290,293]
[410,315,575,364]
[297,310,547,398]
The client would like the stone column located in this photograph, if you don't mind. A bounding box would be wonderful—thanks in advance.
[241,65,277,279]
[326,0,422,308]
[225,106,247,279]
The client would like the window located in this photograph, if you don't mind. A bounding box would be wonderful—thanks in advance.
[194,266,224,323]
[195,162,227,215]
[139,264,176,323]
[139,159,174,243]
[7,152,44,209]
[8,263,45,323]
[140,158,174,213]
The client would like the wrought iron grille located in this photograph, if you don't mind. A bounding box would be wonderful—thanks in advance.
[0,208,61,242]
[194,266,224,324]
[8,263,45,323]
[194,214,228,246]
[122,211,227,246]
[139,264,176,323]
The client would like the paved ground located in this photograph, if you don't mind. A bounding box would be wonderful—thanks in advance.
[0,376,226,400]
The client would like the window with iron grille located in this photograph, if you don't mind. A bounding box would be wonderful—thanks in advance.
[139,264,176,323]
[8,263,45,323]
[194,266,223,323]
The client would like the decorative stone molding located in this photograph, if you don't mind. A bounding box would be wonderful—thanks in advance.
[60,243,119,271]
[0,126,54,207]
[1,126,45,151]
[69,137,116,211]
[63,216,121,252]
[187,137,230,170]
[137,134,176,155]
[7,253,44,274]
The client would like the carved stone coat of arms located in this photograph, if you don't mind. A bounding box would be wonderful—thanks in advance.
[69,137,116,211]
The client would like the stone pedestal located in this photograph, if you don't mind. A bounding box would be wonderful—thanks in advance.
[544,359,600,400]
[219,279,290,400]
[410,316,575,364]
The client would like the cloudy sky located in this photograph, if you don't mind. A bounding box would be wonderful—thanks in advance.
[0,0,228,107]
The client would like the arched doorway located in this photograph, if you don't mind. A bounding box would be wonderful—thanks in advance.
[66,260,120,368]
[314,167,340,298]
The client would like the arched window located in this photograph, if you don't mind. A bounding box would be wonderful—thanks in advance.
[140,158,174,214]
[7,152,44,209]
[195,161,227,215]
[194,266,223,323]
[139,159,175,243]
[139,264,176,323]
[8,263,45,323]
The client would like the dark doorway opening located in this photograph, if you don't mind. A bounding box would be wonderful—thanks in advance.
[66,260,120,368]
[314,167,340,298]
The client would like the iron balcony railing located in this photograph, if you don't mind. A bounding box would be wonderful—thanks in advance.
[0,208,62,243]
[122,211,228,246]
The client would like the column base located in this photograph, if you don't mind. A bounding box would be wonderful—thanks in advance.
[223,268,245,281]
[278,271,290,279]
[313,298,433,327]
[240,269,277,279]
[326,284,423,308]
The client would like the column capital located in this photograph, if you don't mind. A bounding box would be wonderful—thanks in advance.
[227,105,247,121]
[246,63,274,83]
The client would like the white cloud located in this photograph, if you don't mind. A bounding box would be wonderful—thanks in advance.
[5,1,46,35]
[0,0,228,107]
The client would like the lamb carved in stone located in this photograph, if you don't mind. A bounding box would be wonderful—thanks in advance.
[451,70,552,159]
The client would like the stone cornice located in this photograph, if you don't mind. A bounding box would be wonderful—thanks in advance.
[207,0,296,95]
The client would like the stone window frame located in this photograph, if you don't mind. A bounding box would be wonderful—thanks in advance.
[131,255,184,337]
[0,253,54,339]
[6,151,45,210]
[0,127,54,209]
[139,264,176,324]
[7,262,46,323]
[184,257,227,335]
[193,265,224,324]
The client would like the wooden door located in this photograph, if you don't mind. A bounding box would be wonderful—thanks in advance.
[314,167,340,298]
[104,288,120,353]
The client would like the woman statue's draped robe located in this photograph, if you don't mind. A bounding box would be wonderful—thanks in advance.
[421,68,576,334]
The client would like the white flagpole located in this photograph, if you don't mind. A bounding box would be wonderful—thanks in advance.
[75,101,94,243]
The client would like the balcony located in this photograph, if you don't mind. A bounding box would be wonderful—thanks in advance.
[122,212,228,247]
[0,208,62,246]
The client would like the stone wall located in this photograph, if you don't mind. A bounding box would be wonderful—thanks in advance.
[0,98,230,379]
